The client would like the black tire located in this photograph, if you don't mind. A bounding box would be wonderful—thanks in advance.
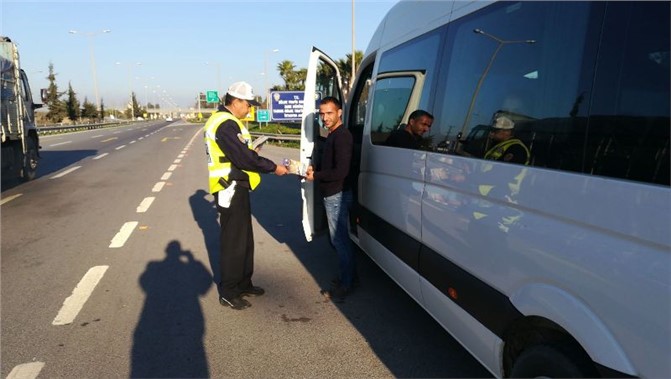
[21,137,38,181]
[510,344,597,378]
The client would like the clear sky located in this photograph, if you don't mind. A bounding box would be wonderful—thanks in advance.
[2,0,398,111]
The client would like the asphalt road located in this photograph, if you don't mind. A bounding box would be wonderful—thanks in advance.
[1,120,492,378]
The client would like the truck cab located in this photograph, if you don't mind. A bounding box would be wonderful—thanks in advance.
[1,36,41,181]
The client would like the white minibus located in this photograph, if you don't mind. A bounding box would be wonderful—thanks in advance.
[299,1,670,378]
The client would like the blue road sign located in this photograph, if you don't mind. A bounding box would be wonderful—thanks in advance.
[270,91,305,122]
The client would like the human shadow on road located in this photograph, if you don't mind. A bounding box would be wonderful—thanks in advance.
[130,240,211,378]
[251,173,492,378]
[188,189,221,286]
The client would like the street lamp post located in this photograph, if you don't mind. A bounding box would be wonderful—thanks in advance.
[351,0,356,91]
[461,28,536,131]
[205,61,222,96]
[264,48,279,110]
[69,29,111,120]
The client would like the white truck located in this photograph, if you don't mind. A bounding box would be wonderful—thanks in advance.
[1,36,42,181]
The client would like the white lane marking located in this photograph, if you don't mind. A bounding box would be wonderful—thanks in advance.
[152,182,165,192]
[167,164,177,171]
[160,172,172,181]
[109,221,138,248]
[115,145,126,150]
[137,197,155,213]
[138,137,144,140]
[50,166,81,179]
[49,141,72,147]
[93,153,109,160]
[52,265,109,325]
[91,134,103,138]
[173,159,181,163]
[6,361,45,379]
[177,154,184,158]
[130,140,136,144]
[1,193,23,205]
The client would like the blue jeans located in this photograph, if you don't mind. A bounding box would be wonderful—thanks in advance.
[323,191,356,289]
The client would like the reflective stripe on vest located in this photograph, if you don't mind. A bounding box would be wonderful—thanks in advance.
[484,138,530,165]
[203,111,261,194]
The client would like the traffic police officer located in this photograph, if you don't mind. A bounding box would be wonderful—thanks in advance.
[203,81,287,310]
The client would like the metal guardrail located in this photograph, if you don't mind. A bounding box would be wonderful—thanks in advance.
[37,121,135,135]
[37,121,302,143]
[250,132,300,142]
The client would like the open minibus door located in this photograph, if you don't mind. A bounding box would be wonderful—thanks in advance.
[299,47,344,242]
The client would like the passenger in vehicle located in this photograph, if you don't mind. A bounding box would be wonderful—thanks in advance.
[484,115,530,165]
[384,109,434,149]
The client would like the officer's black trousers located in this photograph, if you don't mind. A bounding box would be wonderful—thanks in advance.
[216,188,254,299]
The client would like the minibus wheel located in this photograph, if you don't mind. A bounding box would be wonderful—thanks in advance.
[509,343,597,378]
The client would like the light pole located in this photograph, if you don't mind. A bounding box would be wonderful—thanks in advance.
[351,0,356,91]
[69,29,111,119]
[461,28,535,131]
[115,61,142,120]
[205,61,222,96]
[264,48,279,110]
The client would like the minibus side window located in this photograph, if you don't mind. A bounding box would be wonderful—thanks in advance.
[586,2,670,186]
[433,2,600,173]
[369,76,415,144]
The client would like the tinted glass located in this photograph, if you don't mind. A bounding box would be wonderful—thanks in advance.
[587,2,670,185]
[369,76,415,144]
[434,1,601,173]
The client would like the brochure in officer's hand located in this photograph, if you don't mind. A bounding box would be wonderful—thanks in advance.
[252,136,270,150]
[282,158,306,176]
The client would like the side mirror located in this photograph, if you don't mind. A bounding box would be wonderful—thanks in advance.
[40,88,48,103]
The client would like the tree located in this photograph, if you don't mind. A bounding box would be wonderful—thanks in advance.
[81,97,98,119]
[336,50,363,92]
[65,82,81,123]
[124,92,143,119]
[45,62,66,123]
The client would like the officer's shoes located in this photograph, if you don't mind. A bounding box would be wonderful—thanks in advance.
[219,295,251,310]
[241,286,265,297]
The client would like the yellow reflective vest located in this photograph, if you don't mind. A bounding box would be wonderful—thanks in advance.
[203,111,261,194]
[484,138,530,165]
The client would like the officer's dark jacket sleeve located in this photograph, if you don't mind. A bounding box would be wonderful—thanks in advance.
[214,118,277,185]
[502,143,529,164]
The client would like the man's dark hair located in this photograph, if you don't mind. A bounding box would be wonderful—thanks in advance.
[320,96,342,110]
[224,93,234,106]
[408,109,433,121]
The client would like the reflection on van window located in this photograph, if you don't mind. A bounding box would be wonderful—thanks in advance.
[430,1,669,185]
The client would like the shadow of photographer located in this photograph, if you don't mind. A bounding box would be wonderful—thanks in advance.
[131,240,211,378]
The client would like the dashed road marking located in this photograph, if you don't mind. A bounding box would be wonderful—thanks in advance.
[115,145,126,150]
[152,182,165,192]
[161,172,172,180]
[52,265,109,325]
[93,153,109,160]
[167,164,177,171]
[137,197,155,213]
[1,193,23,205]
[173,159,181,163]
[49,141,72,147]
[101,137,118,142]
[50,166,81,179]
[109,221,138,248]
[6,361,45,379]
